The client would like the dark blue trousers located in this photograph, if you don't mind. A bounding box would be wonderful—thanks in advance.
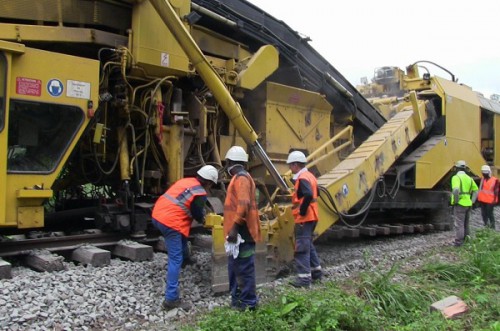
[228,242,257,309]
[294,221,321,283]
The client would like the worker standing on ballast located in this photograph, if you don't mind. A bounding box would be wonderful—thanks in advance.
[152,165,218,311]
[450,160,478,246]
[223,146,262,311]
[287,151,322,287]
[477,165,498,230]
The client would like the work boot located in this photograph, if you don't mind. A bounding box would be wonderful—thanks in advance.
[312,270,323,283]
[289,277,311,288]
[181,257,196,269]
[162,299,192,311]
[230,303,257,311]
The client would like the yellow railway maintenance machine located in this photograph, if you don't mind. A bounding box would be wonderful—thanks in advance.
[1,1,499,292]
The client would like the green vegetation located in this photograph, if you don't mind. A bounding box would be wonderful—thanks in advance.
[185,229,499,331]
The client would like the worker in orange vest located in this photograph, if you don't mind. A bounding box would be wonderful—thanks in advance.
[477,165,498,230]
[287,151,322,288]
[223,146,262,310]
[152,165,218,311]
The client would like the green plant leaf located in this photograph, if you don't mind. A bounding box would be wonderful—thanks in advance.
[280,302,299,316]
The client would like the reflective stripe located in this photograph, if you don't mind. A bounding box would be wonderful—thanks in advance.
[163,193,192,218]
[175,185,205,205]
[311,266,322,271]
[162,184,205,218]
[297,273,311,278]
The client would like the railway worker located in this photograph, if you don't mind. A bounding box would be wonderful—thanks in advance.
[287,150,322,288]
[477,165,498,230]
[223,145,262,311]
[450,160,478,246]
[152,165,218,311]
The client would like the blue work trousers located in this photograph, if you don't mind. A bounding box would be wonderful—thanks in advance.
[152,219,189,301]
[228,242,257,309]
[294,221,321,282]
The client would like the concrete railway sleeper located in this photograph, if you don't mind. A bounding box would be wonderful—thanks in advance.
[0,219,451,280]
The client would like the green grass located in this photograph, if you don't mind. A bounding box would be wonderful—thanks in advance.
[184,229,500,331]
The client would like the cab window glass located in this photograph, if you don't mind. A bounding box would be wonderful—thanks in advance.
[7,100,84,173]
[0,53,6,131]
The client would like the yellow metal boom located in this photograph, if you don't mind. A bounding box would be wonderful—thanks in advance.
[149,0,288,191]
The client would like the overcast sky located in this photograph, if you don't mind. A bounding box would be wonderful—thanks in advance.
[246,0,500,98]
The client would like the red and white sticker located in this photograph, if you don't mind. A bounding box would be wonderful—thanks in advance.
[16,77,42,96]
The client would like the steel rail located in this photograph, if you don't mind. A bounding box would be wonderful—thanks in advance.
[0,232,159,257]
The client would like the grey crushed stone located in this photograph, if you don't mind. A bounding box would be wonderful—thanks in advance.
[0,209,497,330]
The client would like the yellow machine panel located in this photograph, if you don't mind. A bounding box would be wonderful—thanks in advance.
[0,46,99,227]
[246,82,334,175]
[131,0,191,77]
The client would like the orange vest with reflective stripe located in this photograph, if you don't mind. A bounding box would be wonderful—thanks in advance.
[152,177,207,237]
[223,171,261,243]
[478,176,498,204]
[292,170,319,223]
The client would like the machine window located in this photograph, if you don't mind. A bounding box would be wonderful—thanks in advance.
[0,53,6,132]
[7,100,84,173]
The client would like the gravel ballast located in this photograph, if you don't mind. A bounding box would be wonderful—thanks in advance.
[0,209,497,330]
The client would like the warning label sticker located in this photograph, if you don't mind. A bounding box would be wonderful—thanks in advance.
[16,77,42,96]
[66,80,91,99]
[161,52,170,67]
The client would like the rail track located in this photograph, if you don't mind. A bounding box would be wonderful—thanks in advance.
[0,217,452,281]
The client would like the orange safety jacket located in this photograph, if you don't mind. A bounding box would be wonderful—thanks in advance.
[223,171,262,243]
[477,176,499,204]
[152,177,207,237]
[292,170,319,223]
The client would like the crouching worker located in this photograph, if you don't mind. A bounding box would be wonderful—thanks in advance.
[152,165,218,311]
[223,146,262,311]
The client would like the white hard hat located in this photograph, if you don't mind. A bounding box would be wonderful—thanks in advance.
[225,146,248,162]
[286,151,307,164]
[481,165,491,173]
[197,165,218,184]
[455,160,466,168]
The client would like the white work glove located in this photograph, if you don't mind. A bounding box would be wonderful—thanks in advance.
[224,234,245,259]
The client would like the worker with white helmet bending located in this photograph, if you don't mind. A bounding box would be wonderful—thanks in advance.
[287,150,322,287]
[152,165,218,311]
[450,160,478,246]
[477,165,498,230]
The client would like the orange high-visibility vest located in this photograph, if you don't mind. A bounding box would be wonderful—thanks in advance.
[152,177,207,237]
[292,170,319,223]
[478,176,499,204]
